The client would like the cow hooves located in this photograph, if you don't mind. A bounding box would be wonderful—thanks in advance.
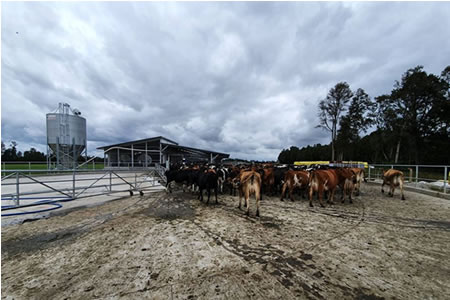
[320,204,325,208]
[129,190,134,196]
[401,196,406,200]
[280,198,284,201]
[350,200,353,204]
[381,190,384,193]
[256,211,260,217]
[341,200,345,203]
[309,203,313,208]
[245,210,250,216]
[139,191,144,196]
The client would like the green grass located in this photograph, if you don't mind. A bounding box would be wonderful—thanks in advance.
[1,163,105,176]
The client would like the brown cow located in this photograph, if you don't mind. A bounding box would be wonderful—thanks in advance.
[263,168,275,196]
[350,168,366,196]
[308,169,339,207]
[238,170,262,216]
[334,168,357,203]
[381,169,405,200]
[280,170,310,202]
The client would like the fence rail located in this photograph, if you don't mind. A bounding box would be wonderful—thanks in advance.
[1,167,166,214]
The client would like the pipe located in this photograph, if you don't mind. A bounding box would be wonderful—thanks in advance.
[1,200,63,217]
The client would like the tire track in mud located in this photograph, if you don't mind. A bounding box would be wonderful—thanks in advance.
[187,198,362,300]
[264,197,450,231]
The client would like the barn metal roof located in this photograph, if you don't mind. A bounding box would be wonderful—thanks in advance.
[97,136,229,158]
[97,136,178,149]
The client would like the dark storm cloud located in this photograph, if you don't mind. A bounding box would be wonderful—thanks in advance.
[2,2,450,160]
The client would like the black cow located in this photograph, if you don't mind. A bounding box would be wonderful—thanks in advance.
[273,166,288,195]
[197,169,218,204]
[165,168,189,193]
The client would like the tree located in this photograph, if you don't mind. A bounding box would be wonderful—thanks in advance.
[390,66,448,163]
[23,148,46,161]
[317,82,353,161]
[1,141,5,156]
[336,88,375,160]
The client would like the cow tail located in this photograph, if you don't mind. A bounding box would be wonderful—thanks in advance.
[308,171,315,187]
[251,174,254,185]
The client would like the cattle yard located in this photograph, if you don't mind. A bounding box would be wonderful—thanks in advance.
[1,183,449,299]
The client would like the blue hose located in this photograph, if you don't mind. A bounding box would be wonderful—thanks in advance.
[1,196,72,217]
[1,200,63,217]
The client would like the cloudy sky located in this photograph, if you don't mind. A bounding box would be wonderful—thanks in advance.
[2,2,450,160]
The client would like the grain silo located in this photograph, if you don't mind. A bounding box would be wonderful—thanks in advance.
[46,103,87,169]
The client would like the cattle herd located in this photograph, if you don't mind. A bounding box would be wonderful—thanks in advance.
[165,163,406,217]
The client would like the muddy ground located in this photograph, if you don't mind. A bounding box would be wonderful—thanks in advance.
[2,184,450,299]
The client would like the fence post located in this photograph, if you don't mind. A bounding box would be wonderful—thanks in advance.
[72,170,76,199]
[415,166,419,187]
[15,172,20,206]
[444,166,448,194]
[368,166,371,181]
[29,162,31,176]
[110,171,112,191]
[93,160,96,170]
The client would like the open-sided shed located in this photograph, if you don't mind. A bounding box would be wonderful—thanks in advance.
[97,136,229,169]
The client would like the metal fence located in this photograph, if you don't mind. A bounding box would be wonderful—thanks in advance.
[1,160,103,174]
[367,164,449,194]
[1,166,166,214]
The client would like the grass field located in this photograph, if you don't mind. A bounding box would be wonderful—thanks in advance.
[1,163,105,176]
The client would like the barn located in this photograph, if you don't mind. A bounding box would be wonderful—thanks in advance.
[97,136,229,169]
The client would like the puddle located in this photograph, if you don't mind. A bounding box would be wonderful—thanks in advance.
[2,226,87,257]
[140,196,195,220]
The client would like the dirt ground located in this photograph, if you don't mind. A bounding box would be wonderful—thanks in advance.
[2,184,450,299]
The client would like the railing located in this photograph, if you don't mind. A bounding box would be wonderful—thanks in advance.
[367,164,449,194]
[1,161,103,176]
[1,168,166,214]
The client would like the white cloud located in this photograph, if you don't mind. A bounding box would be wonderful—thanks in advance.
[2,2,449,160]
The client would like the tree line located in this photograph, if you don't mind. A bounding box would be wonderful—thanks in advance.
[1,141,103,162]
[278,65,450,165]
[1,141,47,161]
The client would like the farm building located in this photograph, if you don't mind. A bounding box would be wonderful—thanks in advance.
[97,136,229,169]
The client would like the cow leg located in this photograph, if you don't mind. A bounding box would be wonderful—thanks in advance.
[400,184,405,200]
[245,190,250,216]
[280,182,288,201]
[318,187,325,208]
[215,187,218,204]
[206,188,211,204]
[289,186,295,202]
[309,186,314,207]
[238,187,243,209]
[381,181,385,194]
[389,185,394,197]
[256,192,260,217]
[328,188,335,205]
